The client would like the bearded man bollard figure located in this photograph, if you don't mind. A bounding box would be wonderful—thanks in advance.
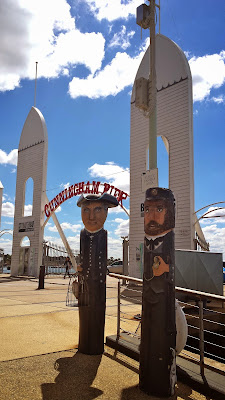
[139,188,176,397]
[77,193,118,355]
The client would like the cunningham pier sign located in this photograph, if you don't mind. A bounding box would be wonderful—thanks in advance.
[44,181,129,218]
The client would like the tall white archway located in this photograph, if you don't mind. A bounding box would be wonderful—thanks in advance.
[130,34,195,278]
[11,107,48,277]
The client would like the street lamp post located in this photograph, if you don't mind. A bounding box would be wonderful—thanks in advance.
[136,0,158,186]
[0,181,3,229]
[136,2,176,397]
[148,0,157,171]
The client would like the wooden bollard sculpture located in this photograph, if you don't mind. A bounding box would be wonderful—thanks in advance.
[139,187,176,397]
[77,193,118,355]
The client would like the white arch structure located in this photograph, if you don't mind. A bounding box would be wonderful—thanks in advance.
[11,107,48,277]
[10,107,129,277]
[129,34,196,278]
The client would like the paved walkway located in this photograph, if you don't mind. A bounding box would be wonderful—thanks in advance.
[0,275,223,400]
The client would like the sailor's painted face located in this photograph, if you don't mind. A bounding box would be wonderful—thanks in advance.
[144,199,167,236]
[81,201,108,232]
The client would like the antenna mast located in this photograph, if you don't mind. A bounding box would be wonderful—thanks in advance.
[34,61,38,107]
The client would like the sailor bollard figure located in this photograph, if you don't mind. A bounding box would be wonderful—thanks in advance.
[77,193,118,355]
[139,188,176,397]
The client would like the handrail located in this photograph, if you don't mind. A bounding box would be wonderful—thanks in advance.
[108,272,225,384]
[109,273,142,284]
[108,273,225,302]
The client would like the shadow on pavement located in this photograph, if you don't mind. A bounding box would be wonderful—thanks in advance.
[0,275,33,284]
[41,351,103,400]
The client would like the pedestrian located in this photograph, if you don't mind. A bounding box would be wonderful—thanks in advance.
[64,256,71,278]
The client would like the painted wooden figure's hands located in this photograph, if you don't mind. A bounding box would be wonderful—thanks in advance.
[152,256,169,277]
[77,264,83,273]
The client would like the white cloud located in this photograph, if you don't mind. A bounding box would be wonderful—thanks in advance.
[2,193,13,202]
[55,206,62,213]
[88,161,130,193]
[48,222,81,233]
[21,237,30,247]
[84,0,141,22]
[68,46,147,99]
[211,95,225,104]
[66,235,81,249]
[108,206,129,215]
[108,25,135,50]
[201,223,225,260]
[44,233,80,252]
[1,202,14,218]
[0,149,18,166]
[60,182,70,189]
[43,235,64,246]
[114,218,129,237]
[115,218,125,223]
[0,237,13,254]
[184,50,191,59]
[108,235,123,259]
[0,0,105,91]
[189,51,225,102]
[24,204,33,217]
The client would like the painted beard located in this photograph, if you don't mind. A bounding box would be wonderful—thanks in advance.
[145,220,166,236]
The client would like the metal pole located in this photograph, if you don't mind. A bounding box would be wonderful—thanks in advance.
[159,0,161,34]
[199,300,205,379]
[122,236,129,285]
[149,0,157,171]
[34,62,38,107]
[0,181,3,229]
[117,280,121,341]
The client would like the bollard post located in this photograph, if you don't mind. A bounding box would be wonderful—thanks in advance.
[122,236,129,285]
[76,193,119,355]
[117,280,121,342]
[199,300,205,379]
[139,187,176,397]
[38,265,45,289]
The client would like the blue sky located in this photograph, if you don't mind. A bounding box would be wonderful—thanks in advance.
[0,0,225,260]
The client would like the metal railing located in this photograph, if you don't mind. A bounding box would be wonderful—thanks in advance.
[42,242,79,275]
[108,273,225,380]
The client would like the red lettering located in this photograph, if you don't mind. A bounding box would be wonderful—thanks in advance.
[113,188,121,200]
[49,199,55,212]
[102,183,110,193]
[45,204,50,218]
[59,191,64,204]
[84,181,91,194]
[78,182,84,194]
[117,191,128,204]
[92,181,100,194]
[54,195,59,208]
[74,184,79,195]
[68,185,74,198]
[109,185,114,194]
[44,181,128,216]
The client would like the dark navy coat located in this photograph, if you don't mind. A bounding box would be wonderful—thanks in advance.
[78,228,107,355]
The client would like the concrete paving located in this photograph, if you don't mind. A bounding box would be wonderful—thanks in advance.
[0,275,223,400]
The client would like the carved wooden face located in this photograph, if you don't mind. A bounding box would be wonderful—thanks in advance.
[81,201,108,232]
[144,199,167,236]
